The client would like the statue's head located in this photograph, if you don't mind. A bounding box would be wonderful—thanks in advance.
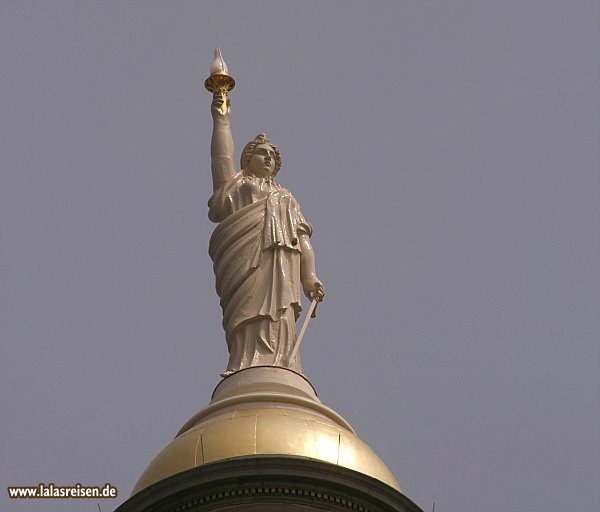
[241,133,282,178]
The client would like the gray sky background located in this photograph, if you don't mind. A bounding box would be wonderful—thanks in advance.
[1,2,598,511]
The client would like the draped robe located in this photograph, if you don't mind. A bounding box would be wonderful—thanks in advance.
[208,173,311,374]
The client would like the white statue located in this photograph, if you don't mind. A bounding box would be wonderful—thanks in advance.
[206,50,324,376]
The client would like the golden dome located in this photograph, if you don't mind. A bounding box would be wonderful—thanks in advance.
[132,367,400,495]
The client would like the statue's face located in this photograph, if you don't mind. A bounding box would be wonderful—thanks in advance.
[248,144,276,178]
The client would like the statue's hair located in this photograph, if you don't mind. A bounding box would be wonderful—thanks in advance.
[240,133,282,176]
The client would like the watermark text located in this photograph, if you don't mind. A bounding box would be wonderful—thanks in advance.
[8,483,117,499]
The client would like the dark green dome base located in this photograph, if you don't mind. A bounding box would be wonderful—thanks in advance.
[116,456,423,512]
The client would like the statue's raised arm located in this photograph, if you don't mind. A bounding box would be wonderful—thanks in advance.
[210,97,235,192]
[205,49,324,378]
[206,49,236,193]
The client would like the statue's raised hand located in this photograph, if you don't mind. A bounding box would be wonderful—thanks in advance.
[211,95,231,118]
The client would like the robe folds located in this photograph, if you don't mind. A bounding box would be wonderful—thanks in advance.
[208,173,311,374]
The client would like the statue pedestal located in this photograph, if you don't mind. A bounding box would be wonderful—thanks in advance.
[177,366,355,437]
[130,366,400,495]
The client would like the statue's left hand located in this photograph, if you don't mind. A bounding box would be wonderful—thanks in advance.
[303,277,325,303]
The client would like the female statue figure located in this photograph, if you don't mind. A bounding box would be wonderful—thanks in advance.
[208,94,324,376]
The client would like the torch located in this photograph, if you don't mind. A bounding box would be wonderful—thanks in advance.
[204,48,235,115]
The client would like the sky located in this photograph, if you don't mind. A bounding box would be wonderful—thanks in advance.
[1,1,598,511]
